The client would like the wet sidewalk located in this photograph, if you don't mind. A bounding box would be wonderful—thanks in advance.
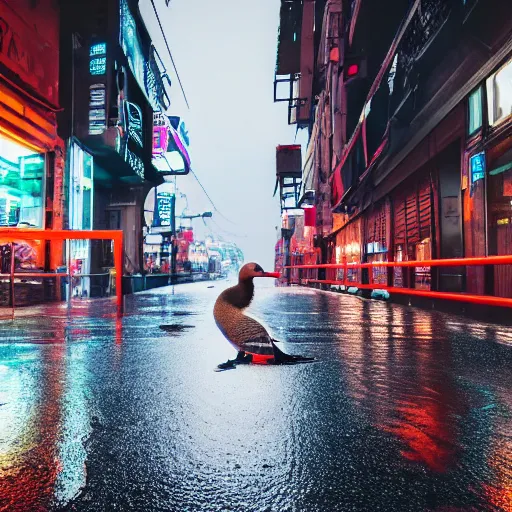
[0,281,511,511]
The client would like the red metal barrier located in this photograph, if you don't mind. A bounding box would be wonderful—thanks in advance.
[284,256,512,308]
[0,229,124,316]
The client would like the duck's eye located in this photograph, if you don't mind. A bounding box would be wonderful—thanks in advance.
[254,264,263,272]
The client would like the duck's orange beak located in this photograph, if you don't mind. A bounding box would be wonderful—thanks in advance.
[259,272,281,278]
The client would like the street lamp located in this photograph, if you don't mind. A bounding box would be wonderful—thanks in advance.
[179,211,212,220]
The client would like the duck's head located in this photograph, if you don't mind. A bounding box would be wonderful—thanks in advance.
[238,262,280,282]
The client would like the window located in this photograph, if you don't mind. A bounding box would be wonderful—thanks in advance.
[468,86,483,135]
[486,58,512,126]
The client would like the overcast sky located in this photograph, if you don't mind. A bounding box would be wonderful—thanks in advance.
[140,0,306,271]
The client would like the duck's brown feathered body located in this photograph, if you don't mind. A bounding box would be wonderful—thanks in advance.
[213,263,315,368]
[214,279,275,357]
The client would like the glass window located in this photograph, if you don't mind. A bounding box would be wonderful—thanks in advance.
[468,86,482,135]
[486,58,512,126]
[0,134,45,228]
[70,144,94,230]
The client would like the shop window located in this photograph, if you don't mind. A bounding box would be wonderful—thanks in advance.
[393,244,404,287]
[0,134,45,228]
[467,86,482,136]
[486,58,512,127]
[415,238,431,290]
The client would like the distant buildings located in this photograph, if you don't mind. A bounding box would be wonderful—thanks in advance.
[274,0,512,297]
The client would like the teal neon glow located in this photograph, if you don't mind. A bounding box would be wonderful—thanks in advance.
[90,43,106,57]
[90,57,107,76]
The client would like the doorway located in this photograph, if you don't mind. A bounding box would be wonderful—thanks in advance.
[437,142,464,292]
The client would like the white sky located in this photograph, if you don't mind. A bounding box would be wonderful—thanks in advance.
[140,0,307,271]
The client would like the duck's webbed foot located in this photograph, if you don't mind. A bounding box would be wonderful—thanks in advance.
[234,351,253,364]
[215,351,253,372]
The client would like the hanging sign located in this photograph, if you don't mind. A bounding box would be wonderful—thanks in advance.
[154,191,173,228]
[470,152,485,183]
[88,43,107,135]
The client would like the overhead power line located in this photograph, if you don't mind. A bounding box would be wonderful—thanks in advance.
[149,0,190,109]
[204,217,248,239]
[189,168,240,227]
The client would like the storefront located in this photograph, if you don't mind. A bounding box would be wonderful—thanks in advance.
[0,133,47,301]
[463,54,512,297]
[0,0,63,306]
[335,218,362,283]
[391,170,433,290]
[68,143,94,297]
[0,134,46,230]
[364,200,389,286]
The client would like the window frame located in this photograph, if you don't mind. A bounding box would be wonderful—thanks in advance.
[485,57,512,129]
[467,85,483,137]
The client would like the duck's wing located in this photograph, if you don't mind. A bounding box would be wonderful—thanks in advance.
[240,336,275,356]
[224,314,273,355]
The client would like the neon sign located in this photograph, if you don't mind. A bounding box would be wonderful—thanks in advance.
[155,192,172,227]
[88,84,106,135]
[119,0,163,111]
[470,152,485,183]
[126,149,144,179]
[124,101,143,148]
[90,43,107,57]
[89,43,107,76]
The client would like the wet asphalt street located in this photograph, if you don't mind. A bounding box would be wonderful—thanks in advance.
[0,280,511,512]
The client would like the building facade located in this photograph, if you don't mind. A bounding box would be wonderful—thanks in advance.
[0,0,65,305]
[58,0,172,296]
[274,0,512,298]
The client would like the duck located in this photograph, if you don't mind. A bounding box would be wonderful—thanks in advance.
[213,262,315,370]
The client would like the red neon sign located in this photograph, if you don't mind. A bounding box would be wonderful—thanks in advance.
[347,64,359,77]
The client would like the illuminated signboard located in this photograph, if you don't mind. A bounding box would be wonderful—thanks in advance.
[89,43,107,76]
[470,152,485,183]
[152,112,169,157]
[154,191,173,227]
[119,0,162,111]
[124,101,143,148]
[114,99,145,179]
[89,84,107,135]
[151,114,190,175]
[88,43,107,135]
[153,126,168,156]
[90,43,107,56]
[126,149,144,179]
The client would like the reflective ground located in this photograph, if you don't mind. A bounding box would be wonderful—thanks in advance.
[0,281,511,511]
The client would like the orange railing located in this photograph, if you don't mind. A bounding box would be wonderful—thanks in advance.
[0,229,124,316]
[285,255,512,308]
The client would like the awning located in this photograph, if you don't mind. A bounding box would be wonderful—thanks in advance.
[74,135,163,186]
[489,147,512,176]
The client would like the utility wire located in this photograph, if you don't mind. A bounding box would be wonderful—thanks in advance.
[204,217,248,239]
[149,0,190,109]
[189,168,240,226]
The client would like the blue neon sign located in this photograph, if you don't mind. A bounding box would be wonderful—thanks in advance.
[470,152,485,183]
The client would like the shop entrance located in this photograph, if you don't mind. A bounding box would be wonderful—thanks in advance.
[487,142,512,298]
[69,143,94,298]
[0,133,47,306]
